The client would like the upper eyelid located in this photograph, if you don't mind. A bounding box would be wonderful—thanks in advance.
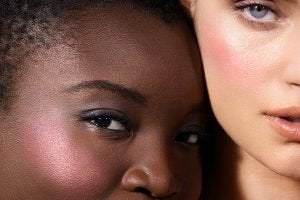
[79,109,130,126]
[234,1,277,14]
[80,108,126,117]
[234,0,275,5]
[180,125,208,136]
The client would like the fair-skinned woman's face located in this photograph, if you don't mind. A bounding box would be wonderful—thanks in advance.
[184,0,300,180]
[0,6,205,199]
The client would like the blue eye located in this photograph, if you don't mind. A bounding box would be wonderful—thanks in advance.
[175,126,208,146]
[236,2,278,23]
[248,5,270,19]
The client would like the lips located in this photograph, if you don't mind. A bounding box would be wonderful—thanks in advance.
[283,117,300,123]
[264,106,300,142]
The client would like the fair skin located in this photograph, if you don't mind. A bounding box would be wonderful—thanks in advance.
[0,5,206,200]
[181,0,300,199]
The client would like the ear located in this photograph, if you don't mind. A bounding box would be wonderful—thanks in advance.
[180,0,196,17]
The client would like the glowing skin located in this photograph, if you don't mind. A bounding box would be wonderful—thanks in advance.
[181,0,300,199]
[0,5,205,200]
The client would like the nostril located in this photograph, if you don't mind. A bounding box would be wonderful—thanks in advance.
[133,187,176,199]
[134,187,152,196]
[121,167,179,199]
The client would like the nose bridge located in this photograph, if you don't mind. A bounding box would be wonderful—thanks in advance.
[282,23,300,86]
[144,139,176,178]
[138,126,178,176]
[139,136,180,195]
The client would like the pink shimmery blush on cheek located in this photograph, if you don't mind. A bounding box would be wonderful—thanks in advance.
[18,115,104,194]
[200,23,257,88]
[203,31,238,75]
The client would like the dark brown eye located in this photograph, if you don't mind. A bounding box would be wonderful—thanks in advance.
[80,109,129,131]
[79,109,133,140]
[91,116,126,131]
[175,126,208,146]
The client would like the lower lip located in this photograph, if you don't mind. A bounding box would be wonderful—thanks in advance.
[264,115,300,142]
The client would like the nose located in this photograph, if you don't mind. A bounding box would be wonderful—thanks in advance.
[121,166,181,198]
[282,24,300,88]
[283,60,300,88]
[121,145,181,198]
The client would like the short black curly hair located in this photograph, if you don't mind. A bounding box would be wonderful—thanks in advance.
[0,0,189,110]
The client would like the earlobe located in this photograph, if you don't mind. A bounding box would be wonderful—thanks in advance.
[180,0,196,17]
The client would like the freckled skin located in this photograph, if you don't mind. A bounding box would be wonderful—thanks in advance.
[0,5,205,200]
[182,0,300,199]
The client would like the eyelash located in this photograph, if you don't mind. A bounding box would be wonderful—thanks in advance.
[80,109,132,140]
[79,109,209,145]
[234,0,283,30]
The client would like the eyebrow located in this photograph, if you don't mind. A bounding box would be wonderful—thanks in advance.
[279,0,298,5]
[234,0,298,4]
[64,80,147,106]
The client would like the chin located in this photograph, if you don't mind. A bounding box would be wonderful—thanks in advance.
[263,149,300,181]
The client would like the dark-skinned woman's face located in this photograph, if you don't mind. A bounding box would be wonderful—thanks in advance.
[0,6,206,200]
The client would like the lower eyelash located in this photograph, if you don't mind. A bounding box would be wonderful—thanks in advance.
[236,12,279,30]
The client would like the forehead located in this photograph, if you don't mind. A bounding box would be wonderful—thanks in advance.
[18,5,202,105]
[65,5,198,70]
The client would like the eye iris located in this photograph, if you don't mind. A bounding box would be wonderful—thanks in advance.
[94,117,112,128]
[249,5,269,19]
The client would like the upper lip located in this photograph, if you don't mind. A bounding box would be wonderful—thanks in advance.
[264,106,300,118]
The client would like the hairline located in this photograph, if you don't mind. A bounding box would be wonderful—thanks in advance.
[0,0,190,111]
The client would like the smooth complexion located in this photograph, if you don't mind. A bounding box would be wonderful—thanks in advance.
[182,0,300,199]
[0,5,205,200]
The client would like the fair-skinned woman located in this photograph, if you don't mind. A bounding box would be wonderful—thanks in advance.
[181,0,300,199]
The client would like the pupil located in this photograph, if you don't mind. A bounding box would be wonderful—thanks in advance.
[249,5,268,18]
[255,5,264,12]
[95,117,111,127]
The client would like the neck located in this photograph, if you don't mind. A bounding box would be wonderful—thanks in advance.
[202,133,300,200]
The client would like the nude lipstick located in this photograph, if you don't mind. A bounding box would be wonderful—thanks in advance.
[264,106,300,142]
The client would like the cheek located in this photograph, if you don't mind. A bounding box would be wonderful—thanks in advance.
[187,163,202,197]
[178,154,202,197]
[18,115,106,194]
[198,22,266,90]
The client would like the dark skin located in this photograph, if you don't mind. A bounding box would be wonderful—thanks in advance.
[0,5,206,200]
